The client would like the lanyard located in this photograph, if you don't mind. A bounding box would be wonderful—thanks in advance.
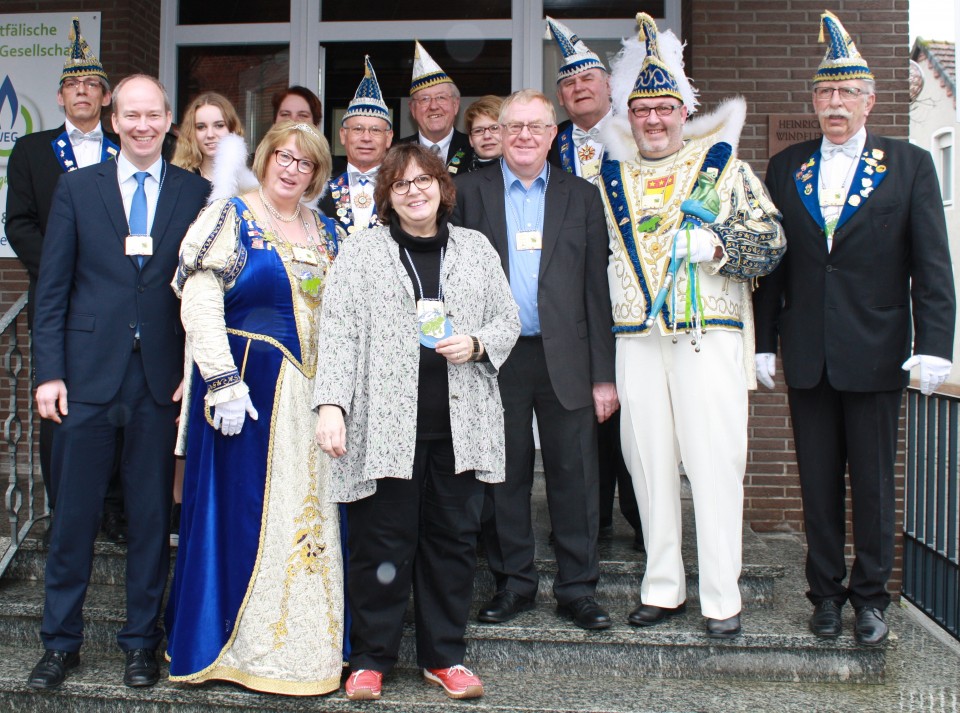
[403,246,445,302]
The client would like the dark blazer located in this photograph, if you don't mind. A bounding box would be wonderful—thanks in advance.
[5,125,120,324]
[398,129,475,174]
[451,163,615,410]
[754,133,956,392]
[33,160,209,405]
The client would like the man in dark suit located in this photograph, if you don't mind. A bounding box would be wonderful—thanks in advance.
[754,11,955,647]
[27,74,208,690]
[397,41,473,175]
[544,16,642,550]
[319,56,393,236]
[451,89,617,630]
[5,18,126,540]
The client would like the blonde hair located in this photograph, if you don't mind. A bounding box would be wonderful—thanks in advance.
[499,89,557,125]
[252,121,332,202]
[172,92,244,172]
[465,95,503,132]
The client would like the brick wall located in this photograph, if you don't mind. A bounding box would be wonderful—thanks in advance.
[689,0,910,594]
[1,0,914,593]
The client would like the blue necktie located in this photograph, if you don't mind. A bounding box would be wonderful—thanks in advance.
[130,171,149,267]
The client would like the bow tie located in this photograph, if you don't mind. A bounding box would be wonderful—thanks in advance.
[821,139,859,161]
[572,126,600,147]
[69,128,102,144]
[351,170,377,186]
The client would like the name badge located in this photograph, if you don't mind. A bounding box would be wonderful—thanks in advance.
[515,230,542,251]
[125,234,153,256]
[417,298,453,348]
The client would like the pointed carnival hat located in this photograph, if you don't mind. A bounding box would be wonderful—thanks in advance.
[620,13,697,111]
[814,10,874,82]
[342,56,392,129]
[410,41,454,95]
[60,17,108,85]
[546,16,607,83]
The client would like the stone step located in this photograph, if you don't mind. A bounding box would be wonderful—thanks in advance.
[0,634,901,713]
[6,537,782,608]
[0,577,892,685]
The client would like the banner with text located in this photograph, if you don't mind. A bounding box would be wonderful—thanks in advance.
[0,12,102,259]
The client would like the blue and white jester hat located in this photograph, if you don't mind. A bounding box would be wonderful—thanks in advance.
[546,16,607,83]
[814,10,874,83]
[343,56,392,129]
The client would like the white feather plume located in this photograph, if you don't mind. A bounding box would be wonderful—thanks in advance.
[657,27,698,114]
[209,133,257,205]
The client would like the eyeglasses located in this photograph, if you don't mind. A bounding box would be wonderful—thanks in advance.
[629,105,682,118]
[813,86,865,101]
[344,125,388,137]
[61,78,102,92]
[502,122,554,136]
[411,93,454,107]
[470,124,501,137]
[391,174,435,195]
[274,149,316,174]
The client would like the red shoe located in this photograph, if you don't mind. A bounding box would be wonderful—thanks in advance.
[345,669,382,700]
[423,665,484,699]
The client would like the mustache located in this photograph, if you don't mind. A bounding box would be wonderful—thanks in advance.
[818,107,854,120]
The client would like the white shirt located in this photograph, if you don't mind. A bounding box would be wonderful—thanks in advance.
[64,118,103,169]
[117,152,163,235]
[819,127,866,252]
[571,109,612,182]
[346,161,378,229]
[418,129,453,161]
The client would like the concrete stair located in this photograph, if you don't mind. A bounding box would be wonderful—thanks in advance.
[0,472,904,711]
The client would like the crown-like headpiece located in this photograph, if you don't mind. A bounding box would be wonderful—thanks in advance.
[546,16,606,83]
[814,11,874,83]
[410,41,454,95]
[343,56,391,128]
[61,17,108,85]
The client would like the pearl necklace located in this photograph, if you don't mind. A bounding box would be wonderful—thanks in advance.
[259,186,301,223]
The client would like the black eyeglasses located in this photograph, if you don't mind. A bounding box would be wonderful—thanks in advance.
[274,149,316,174]
[470,124,501,137]
[391,174,435,195]
[629,105,682,118]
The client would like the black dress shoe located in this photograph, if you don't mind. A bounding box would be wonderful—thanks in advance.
[627,601,686,627]
[854,606,889,646]
[809,600,843,638]
[101,511,128,545]
[124,648,159,687]
[706,613,742,639]
[632,530,645,552]
[27,649,79,689]
[557,596,612,630]
[477,590,535,623]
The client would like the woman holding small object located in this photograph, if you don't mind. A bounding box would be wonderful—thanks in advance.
[314,143,519,702]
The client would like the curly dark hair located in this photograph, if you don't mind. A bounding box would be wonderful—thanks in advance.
[373,143,457,225]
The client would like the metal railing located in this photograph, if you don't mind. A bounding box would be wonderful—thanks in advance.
[903,388,960,641]
[0,292,46,576]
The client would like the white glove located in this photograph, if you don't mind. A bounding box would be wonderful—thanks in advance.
[901,354,952,396]
[755,353,777,389]
[672,227,718,263]
[212,394,259,436]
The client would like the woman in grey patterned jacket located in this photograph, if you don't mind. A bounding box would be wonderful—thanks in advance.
[313,143,520,703]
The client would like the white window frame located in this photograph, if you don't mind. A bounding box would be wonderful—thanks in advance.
[159,0,681,116]
[933,127,955,208]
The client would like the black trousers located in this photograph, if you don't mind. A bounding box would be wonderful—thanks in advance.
[788,372,902,610]
[597,410,641,533]
[346,438,484,672]
[41,352,175,652]
[485,337,600,604]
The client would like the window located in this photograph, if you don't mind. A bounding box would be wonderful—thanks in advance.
[934,129,954,207]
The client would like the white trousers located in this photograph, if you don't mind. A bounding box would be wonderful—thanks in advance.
[617,331,747,619]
